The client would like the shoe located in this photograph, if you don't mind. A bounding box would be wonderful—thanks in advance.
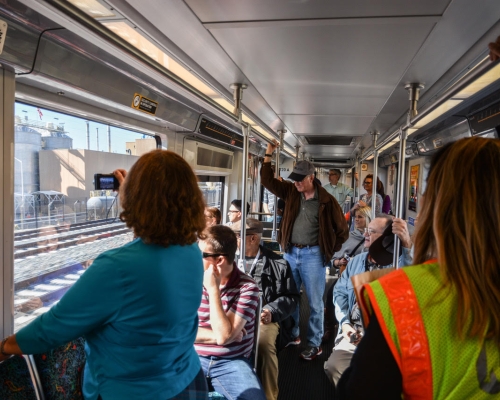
[300,346,323,360]
[285,337,301,347]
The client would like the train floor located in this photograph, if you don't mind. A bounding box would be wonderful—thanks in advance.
[277,283,337,400]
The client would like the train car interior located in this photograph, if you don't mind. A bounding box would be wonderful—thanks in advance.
[0,0,499,399]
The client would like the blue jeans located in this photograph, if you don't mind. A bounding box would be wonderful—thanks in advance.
[199,356,266,400]
[284,245,325,347]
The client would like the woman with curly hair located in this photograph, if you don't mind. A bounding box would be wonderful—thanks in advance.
[0,150,208,400]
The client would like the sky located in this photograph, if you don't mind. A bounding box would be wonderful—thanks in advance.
[15,103,147,154]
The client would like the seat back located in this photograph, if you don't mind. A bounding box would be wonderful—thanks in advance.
[32,337,86,400]
[0,355,42,400]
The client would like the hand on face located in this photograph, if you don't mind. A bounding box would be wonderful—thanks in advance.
[203,264,221,291]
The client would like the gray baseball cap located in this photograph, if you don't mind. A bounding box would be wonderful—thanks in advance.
[288,160,315,182]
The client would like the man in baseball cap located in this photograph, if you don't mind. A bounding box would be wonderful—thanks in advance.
[260,140,349,361]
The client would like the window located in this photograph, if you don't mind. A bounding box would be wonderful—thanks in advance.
[13,103,151,331]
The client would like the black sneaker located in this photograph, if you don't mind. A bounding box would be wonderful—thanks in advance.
[300,346,322,360]
[285,337,301,347]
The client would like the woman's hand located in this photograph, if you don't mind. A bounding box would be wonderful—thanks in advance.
[113,169,127,185]
[358,200,367,208]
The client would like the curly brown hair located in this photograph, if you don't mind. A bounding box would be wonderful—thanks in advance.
[120,150,206,246]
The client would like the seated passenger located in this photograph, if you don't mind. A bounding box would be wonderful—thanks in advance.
[196,225,266,400]
[226,199,250,226]
[323,206,372,343]
[205,206,221,228]
[230,218,299,400]
[324,215,412,388]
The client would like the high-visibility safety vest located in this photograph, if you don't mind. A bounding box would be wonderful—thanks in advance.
[359,262,500,399]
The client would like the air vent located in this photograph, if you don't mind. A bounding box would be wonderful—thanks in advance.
[303,136,356,146]
[197,147,233,169]
[311,159,349,163]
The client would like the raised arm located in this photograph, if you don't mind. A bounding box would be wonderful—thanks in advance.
[261,140,294,200]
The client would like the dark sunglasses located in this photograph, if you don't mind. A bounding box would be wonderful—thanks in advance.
[202,252,228,259]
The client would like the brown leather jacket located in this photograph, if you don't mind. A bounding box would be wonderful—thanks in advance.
[261,162,349,264]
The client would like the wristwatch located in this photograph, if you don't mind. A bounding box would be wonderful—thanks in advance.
[264,153,273,157]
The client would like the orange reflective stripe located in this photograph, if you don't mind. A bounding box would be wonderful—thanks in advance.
[379,270,433,400]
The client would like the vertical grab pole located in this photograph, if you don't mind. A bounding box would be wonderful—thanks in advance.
[393,128,407,269]
[272,130,285,240]
[393,83,424,268]
[239,123,250,267]
[356,154,362,204]
[371,132,379,221]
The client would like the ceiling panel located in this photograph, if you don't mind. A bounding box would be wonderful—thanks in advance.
[281,115,374,135]
[185,0,450,22]
[206,18,438,134]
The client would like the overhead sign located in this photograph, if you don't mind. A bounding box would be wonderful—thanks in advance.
[0,20,8,55]
[131,93,158,115]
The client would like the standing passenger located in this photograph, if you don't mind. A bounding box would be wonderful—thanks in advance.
[324,169,354,207]
[0,150,208,400]
[261,140,349,360]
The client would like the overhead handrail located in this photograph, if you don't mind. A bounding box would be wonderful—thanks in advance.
[361,56,500,159]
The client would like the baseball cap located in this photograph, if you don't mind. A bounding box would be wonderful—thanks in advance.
[368,222,401,266]
[230,218,264,235]
[288,160,315,182]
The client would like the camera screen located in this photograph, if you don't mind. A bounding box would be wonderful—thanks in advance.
[99,176,115,190]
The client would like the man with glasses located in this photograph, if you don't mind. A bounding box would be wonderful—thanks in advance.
[231,218,299,400]
[261,140,349,361]
[324,215,412,388]
[324,169,355,207]
[226,199,250,226]
[195,225,265,400]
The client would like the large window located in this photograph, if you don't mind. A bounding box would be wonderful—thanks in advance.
[13,103,153,331]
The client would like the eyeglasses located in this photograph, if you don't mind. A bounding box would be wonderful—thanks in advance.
[202,252,228,259]
[363,181,372,186]
[227,210,239,214]
[364,228,379,236]
[328,173,339,176]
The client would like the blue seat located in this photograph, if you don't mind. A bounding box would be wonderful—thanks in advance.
[0,355,39,400]
[32,337,86,400]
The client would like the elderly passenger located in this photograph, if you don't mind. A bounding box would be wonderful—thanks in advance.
[324,215,412,388]
[0,150,208,400]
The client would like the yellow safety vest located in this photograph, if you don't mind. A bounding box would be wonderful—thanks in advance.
[359,262,500,399]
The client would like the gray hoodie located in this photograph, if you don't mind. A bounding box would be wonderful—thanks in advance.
[332,229,366,264]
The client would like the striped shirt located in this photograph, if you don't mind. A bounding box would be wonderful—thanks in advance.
[195,265,259,358]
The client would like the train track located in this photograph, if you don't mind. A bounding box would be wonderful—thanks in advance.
[13,222,134,332]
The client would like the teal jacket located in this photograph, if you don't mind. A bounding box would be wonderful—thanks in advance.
[17,239,204,400]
